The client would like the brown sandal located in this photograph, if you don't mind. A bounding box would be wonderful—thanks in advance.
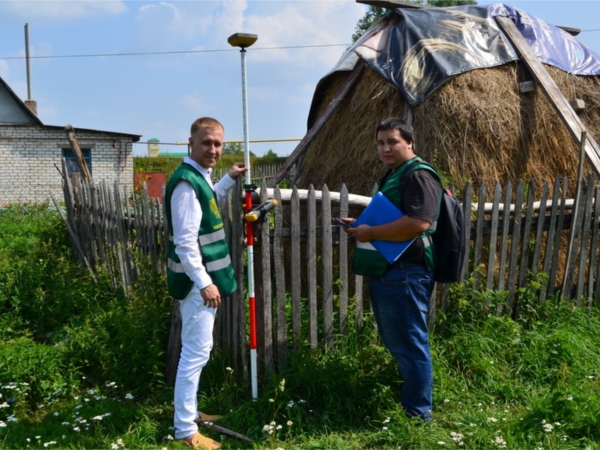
[179,432,221,449]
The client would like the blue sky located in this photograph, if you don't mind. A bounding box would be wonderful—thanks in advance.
[1,1,600,158]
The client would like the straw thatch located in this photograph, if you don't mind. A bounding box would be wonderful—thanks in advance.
[296,62,600,199]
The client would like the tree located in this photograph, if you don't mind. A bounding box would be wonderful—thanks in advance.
[261,149,280,164]
[351,6,389,43]
[222,142,244,156]
[352,1,477,43]
[222,142,256,158]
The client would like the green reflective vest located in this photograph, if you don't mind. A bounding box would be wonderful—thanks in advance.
[352,157,436,276]
[164,163,237,299]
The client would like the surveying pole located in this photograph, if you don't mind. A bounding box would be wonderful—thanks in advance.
[228,32,259,399]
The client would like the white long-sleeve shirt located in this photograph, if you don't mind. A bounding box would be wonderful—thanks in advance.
[170,157,236,290]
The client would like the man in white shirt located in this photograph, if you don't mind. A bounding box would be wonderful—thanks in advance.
[164,117,247,448]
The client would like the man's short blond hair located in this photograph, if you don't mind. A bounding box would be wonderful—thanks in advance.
[190,117,224,136]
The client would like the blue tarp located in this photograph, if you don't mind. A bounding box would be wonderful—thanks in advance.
[321,3,600,109]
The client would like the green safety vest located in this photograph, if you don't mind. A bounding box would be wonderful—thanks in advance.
[164,163,237,299]
[352,157,437,276]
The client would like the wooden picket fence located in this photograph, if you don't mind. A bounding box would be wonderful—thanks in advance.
[212,163,293,185]
[56,166,600,380]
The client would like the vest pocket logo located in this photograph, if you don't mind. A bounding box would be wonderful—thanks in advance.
[209,198,221,219]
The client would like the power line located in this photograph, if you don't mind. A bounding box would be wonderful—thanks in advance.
[1,43,350,61]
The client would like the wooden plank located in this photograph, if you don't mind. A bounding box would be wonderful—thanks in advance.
[290,187,302,350]
[506,180,524,315]
[459,183,472,281]
[497,181,512,294]
[539,178,563,304]
[307,185,318,349]
[132,190,142,257]
[530,180,549,275]
[273,186,287,371]
[588,186,600,304]
[102,180,118,288]
[49,191,97,283]
[214,193,227,351]
[268,61,365,187]
[258,181,274,373]
[517,180,536,289]
[563,133,588,300]
[256,187,370,208]
[472,183,486,292]
[496,16,600,176]
[88,181,102,267]
[514,180,536,318]
[321,185,334,347]
[123,184,137,283]
[355,274,364,336]
[112,181,130,293]
[575,174,595,303]
[485,182,501,295]
[548,178,570,299]
[338,184,349,335]
[64,125,92,181]
[60,158,79,260]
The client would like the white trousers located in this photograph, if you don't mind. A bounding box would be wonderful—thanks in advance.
[174,286,216,439]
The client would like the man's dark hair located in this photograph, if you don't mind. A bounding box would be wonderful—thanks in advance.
[375,117,414,143]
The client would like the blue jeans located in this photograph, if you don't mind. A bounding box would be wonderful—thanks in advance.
[369,262,435,420]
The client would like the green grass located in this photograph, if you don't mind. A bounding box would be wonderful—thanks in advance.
[1,203,599,449]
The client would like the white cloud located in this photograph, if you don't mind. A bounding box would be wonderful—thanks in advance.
[214,1,364,67]
[0,0,128,22]
[178,92,214,113]
[130,2,214,52]
[130,1,364,68]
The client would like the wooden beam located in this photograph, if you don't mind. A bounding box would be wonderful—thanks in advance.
[496,16,600,177]
[65,124,93,181]
[268,60,365,188]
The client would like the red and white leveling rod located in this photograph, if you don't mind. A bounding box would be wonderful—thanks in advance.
[232,32,278,399]
[244,191,278,398]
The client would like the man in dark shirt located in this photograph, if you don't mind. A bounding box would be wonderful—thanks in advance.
[345,117,441,421]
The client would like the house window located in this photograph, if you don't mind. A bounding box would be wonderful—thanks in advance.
[62,148,92,175]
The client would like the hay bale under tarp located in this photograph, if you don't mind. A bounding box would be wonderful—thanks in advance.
[296,62,600,199]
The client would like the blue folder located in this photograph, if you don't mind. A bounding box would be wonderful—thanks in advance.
[354,192,416,264]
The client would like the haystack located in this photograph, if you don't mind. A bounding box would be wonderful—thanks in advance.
[273,3,600,200]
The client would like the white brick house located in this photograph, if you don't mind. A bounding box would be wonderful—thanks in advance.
[0,76,141,205]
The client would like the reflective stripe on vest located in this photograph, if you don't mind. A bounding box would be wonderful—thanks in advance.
[168,228,226,244]
[164,163,237,299]
[199,228,226,246]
